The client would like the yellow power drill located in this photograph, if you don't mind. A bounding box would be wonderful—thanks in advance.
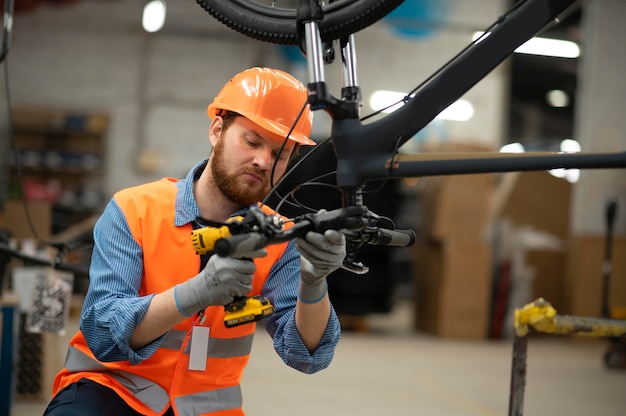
[191,217,274,328]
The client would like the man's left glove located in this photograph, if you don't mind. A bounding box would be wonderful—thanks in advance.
[295,229,346,304]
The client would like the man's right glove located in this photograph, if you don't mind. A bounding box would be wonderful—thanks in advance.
[174,249,266,317]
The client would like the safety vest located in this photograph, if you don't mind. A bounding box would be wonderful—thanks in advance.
[52,177,291,416]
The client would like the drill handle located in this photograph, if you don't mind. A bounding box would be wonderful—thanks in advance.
[225,296,248,313]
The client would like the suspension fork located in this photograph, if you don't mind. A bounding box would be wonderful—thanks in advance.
[297,0,365,206]
[297,1,369,272]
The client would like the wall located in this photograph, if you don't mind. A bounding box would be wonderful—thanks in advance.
[572,0,626,236]
[0,0,507,203]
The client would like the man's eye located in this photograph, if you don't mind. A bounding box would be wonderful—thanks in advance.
[273,151,287,160]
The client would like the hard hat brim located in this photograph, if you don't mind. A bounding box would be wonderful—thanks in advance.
[207,103,316,146]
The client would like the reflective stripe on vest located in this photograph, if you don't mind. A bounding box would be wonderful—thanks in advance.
[161,329,254,357]
[64,345,170,413]
[174,386,242,416]
[64,344,245,414]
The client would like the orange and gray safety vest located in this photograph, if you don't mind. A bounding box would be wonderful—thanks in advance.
[52,177,291,416]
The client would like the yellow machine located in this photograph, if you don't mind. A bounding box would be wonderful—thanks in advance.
[191,218,274,328]
[191,220,238,255]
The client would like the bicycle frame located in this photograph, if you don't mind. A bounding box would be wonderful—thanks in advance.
[297,0,626,206]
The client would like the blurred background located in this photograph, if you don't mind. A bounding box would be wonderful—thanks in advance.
[0,0,625,415]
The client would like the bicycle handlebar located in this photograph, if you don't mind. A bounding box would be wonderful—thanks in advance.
[206,205,416,260]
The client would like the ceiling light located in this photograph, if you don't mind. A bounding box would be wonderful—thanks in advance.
[549,167,580,183]
[473,32,580,59]
[546,89,570,107]
[142,0,167,33]
[369,90,473,121]
[499,142,525,153]
[549,139,581,183]
[560,138,581,153]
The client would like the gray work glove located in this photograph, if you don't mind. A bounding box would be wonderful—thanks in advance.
[295,229,346,304]
[174,249,267,316]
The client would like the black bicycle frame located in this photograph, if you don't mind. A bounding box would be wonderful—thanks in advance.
[299,0,625,206]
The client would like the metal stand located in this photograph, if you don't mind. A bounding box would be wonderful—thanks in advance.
[508,298,626,416]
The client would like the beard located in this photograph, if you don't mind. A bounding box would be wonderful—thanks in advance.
[210,139,269,207]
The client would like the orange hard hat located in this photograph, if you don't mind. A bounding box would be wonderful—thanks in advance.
[207,67,315,146]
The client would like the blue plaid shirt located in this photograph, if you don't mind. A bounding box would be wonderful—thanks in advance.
[80,160,340,373]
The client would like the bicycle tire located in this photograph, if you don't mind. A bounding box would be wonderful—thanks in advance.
[195,0,406,45]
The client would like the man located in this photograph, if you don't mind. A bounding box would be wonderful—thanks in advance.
[44,67,345,416]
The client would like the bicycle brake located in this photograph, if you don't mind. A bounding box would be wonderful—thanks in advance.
[338,208,406,275]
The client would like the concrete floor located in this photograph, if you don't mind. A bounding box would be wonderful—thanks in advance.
[11,299,626,416]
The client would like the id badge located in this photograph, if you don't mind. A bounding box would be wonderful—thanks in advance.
[188,326,210,371]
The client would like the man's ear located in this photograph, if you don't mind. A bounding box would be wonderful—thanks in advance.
[209,116,223,147]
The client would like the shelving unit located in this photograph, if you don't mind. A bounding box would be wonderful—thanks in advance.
[6,107,109,234]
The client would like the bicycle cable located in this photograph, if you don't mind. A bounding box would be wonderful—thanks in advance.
[276,173,339,213]
[269,100,308,190]
[262,134,333,206]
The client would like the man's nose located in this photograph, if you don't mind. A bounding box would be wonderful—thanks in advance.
[253,147,273,170]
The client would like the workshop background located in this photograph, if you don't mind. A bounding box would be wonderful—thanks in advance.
[0,0,625,415]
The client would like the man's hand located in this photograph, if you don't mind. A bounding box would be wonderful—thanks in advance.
[296,229,346,303]
[174,249,266,316]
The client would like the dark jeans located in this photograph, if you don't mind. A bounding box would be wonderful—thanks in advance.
[43,378,174,416]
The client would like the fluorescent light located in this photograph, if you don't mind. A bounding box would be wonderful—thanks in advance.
[370,90,405,113]
[473,32,580,58]
[143,0,167,33]
[438,99,474,121]
[516,37,580,58]
[369,90,474,121]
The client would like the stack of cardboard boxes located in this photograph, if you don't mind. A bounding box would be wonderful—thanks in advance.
[492,171,626,324]
[565,235,626,318]
[492,171,571,310]
[413,170,496,339]
[412,155,625,339]
[488,171,571,338]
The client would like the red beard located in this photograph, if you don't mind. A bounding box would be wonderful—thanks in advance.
[210,140,269,207]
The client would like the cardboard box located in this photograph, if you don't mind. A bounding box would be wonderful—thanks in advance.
[419,173,496,240]
[0,200,51,240]
[494,171,571,239]
[564,235,626,317]
[413,239,492,339]
[526,250,566,310]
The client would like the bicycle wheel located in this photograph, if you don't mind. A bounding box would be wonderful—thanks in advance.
[195,0,406,45]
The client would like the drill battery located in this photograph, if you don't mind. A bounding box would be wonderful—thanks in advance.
[223,295,274,328]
